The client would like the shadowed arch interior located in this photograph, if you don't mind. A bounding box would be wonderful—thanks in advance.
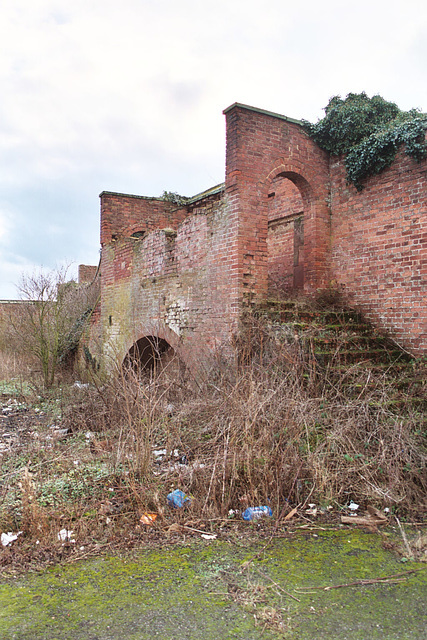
[123,336,174,374]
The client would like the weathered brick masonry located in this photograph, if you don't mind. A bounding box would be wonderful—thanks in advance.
[329,148,426,354]
[85,103,426,372]
[87,184,238,372]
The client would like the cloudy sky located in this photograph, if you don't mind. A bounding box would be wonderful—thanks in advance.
[0,0,426,298]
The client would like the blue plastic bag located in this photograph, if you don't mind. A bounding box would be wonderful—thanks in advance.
[167,489,192,508]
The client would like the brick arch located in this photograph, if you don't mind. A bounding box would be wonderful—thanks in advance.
[260,169,310,294]
[123,336,174,373]
[260,165,313,204]
[257,162,330,294]
[120,320,211,374]
[124,321,181,359]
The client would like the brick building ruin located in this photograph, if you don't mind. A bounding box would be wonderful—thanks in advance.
[83,103,426,374]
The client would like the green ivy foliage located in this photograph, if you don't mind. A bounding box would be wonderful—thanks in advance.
[303,93,427,190]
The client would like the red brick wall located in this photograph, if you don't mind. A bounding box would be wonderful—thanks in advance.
[100,192,188,246]
[330,147,427,355]
[85,105,426,372]
[92,190,240,372]
[224,104,330,304]
[268,218,299,295]
[267,175,303,223]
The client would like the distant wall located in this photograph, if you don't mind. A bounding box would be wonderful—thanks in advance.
[78,264,98,284]
[0,301,24,351]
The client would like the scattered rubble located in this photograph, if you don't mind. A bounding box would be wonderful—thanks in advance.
[57,529,75,543]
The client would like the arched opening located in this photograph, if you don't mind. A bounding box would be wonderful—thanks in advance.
[123,336,175,376]
[266,173,305,296]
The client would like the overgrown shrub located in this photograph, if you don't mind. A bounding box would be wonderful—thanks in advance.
[8,266,98,390]
[303,92,427,190]
[1,313,424,551]
[60,317,427,517]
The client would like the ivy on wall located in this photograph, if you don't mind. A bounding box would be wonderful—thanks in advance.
[302,93,427,190]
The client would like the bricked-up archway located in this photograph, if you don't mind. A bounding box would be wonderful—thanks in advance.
[258,162,329,298]
[123,336,175,375]
[267,174,305,295]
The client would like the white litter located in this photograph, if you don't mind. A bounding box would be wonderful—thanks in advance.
[1,531,22,547]
[73,382,89,389]
[348,501,359,511]
[57,528,74,542]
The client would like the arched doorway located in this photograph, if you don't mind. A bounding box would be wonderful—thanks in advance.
[266,173,305,296]
[123,336,175,376]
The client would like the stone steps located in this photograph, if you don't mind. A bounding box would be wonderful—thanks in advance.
[255,299,426,421]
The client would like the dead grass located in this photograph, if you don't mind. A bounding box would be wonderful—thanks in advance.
[0,315,425,567]
[0,350,36,384]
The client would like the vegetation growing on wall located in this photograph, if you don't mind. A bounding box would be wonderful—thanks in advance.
[303,93,427,190]
[160,190,190,206]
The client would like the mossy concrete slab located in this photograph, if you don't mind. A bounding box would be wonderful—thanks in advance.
[0,529,426,639]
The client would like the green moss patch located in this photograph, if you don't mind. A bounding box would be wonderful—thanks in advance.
[1,529,426,639]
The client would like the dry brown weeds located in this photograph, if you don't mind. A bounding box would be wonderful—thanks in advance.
[0,315,425,565]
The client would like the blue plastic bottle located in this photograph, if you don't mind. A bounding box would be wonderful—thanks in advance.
[242,506,273,521]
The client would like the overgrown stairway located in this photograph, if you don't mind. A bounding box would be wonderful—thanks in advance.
[254,299,427,421]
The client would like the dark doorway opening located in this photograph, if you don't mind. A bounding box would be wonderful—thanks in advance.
[123,336,174,375]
